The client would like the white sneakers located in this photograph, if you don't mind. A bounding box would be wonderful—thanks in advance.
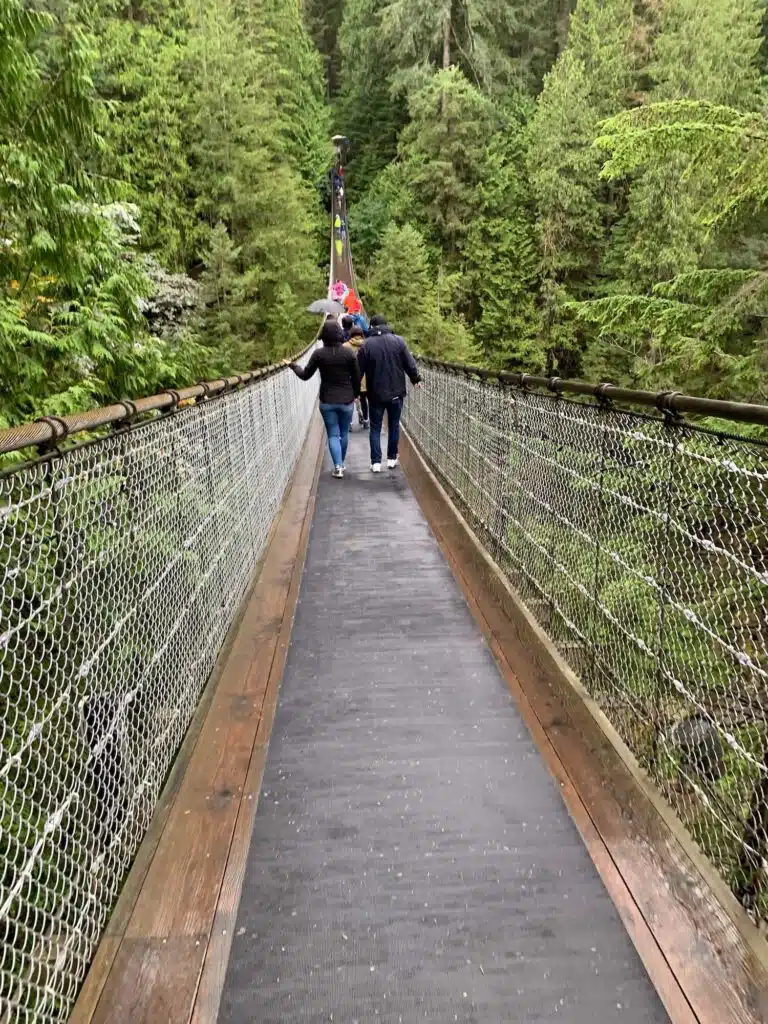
[371,460,398,473]
[332,465,344,479]
[371,463,382,473]
[387,458,399,469]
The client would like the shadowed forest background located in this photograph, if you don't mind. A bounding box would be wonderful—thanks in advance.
[3,0,768,429]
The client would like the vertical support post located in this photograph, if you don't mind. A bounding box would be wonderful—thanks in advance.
[504,392,521,585]
[200,401,227,633]
[647,418,681,776]
[587,402,611,695]
[543,396,565,631]
[735,751,768,913]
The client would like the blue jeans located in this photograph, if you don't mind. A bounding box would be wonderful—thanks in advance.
[369,397,403,464]
[319,402,354,467]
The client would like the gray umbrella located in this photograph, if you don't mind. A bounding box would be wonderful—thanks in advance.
[307,298,345,316]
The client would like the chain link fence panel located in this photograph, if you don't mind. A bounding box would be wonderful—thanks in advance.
[404,365,768,924]
[0,360,317,1022]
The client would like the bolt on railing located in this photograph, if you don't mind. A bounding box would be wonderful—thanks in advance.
[0,354,317,1021]
[404,360,768,923]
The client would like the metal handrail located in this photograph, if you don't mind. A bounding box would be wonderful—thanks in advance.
[420,357,768,428]
[0,343,315,456]
[5,344,767,458]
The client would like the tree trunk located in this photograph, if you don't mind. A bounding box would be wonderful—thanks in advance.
[440,9,451,117]
[556,0,573,56]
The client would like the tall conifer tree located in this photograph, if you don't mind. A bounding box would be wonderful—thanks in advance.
[582,0,768,392]
[464,98,543,369]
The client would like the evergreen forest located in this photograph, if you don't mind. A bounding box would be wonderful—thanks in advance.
[3,0,768,430]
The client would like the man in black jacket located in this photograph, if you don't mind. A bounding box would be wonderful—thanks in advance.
[357,314,422,472]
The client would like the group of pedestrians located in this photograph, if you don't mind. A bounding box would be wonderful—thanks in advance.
[286,314,422,479]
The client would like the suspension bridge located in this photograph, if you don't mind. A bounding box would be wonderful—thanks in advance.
[2,141,768,1024]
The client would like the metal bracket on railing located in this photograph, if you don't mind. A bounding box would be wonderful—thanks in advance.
[519,374,533,392]
[547,377,564,399]
[163,389,181,412]
[594,383,614,410]
[34,415,69,454]
[655,390,684,426]
[115,399,138,427]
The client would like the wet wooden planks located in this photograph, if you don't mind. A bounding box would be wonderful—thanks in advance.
[69,415,323,1024]
[400,431,768,1024]
[218,430,667,1024]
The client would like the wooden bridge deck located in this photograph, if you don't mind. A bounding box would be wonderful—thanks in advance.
[217,428,666,1022]
[72,417,768,1024]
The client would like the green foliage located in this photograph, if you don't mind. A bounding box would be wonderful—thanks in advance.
[575,271,768,400]
[336,0,767,386]
[7,0,768,422]
[565,0,636,116]
[334,0,573,368]
[525,52,607,371]
[379,0,560,96]
[366,223,478,362]
[93,0,194,268]
[398,68,495,256]
[365,222,434,330]
[649,0,764,109]
[525,0,636,371]
[596,101,768,234]
[335,0,406,196]
[527,52,606,287]
[347,161,419,267]
[0,0,330,429]
[597,0,765,303]
[579,98,768,397]
[0,0,183,426]
[0,0,103,287]
[184,0,324,360]
[463,97,544,369]
[304,0,344,95]
[582,0,767,394]
[255,0,332,186]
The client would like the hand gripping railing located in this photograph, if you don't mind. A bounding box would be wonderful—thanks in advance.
[0,349,317,1021]
[404,359,768,923]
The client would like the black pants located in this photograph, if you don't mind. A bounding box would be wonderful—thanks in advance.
[369,397,403,464]
[358,393,369,423]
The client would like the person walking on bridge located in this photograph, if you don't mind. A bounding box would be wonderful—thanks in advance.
[357,314,421,473]
[285,318,360,479]
[343,322,369,429]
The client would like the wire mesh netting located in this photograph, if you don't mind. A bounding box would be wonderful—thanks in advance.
[404,364,768,923]
[0,359,317,1021]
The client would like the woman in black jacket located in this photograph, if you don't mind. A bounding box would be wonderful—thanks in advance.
[286,319,360,478]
